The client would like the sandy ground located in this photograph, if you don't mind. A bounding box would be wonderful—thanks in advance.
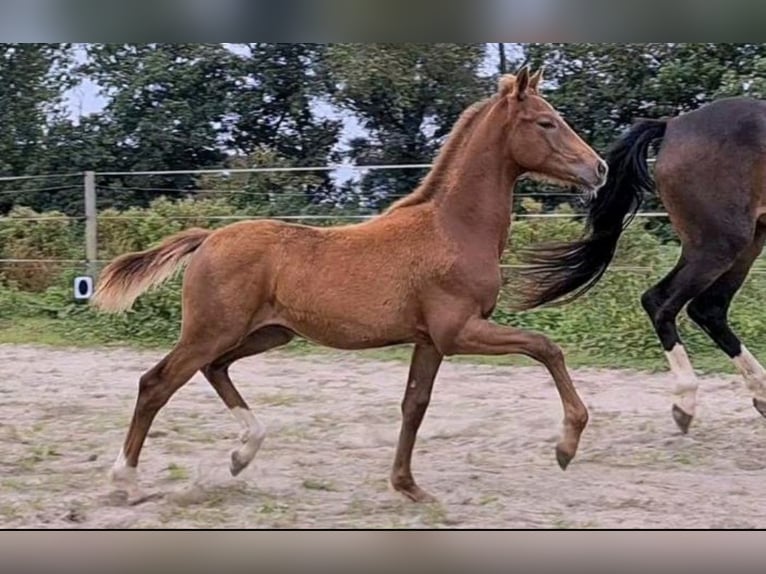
[2,343,766,529]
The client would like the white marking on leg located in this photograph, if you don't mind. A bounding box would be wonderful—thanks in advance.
[231,407,266,467]
[665,344,699,415]
[732,345,766,401]
[109,449,139,493]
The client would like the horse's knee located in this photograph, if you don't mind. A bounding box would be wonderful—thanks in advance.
[640,288,661,322]
[201,361,227,382]
[687,295,726,331]
[138,370,158,393]
[686,298,712,328]
[528,334,564,365]
[542,338,564,363]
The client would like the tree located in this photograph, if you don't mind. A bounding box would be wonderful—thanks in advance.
[195,147,331,215]
[228,44,341,164]
[80,43,238,210]
[523,43,766,221]
[715,54,766,99]
[0,44,75,213]
[527,43,766,152]
[325,43,492,208]
[225,43,343,204]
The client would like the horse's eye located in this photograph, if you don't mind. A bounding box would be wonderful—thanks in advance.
[537,120,556,130]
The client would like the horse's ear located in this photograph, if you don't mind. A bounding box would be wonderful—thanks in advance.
[514,65,530,101]
[529,66,545,92]
[498,73,516,97]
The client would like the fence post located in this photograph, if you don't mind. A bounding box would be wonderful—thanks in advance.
[84,171,98,278]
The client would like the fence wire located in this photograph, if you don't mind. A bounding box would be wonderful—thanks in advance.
[0,158,674,278]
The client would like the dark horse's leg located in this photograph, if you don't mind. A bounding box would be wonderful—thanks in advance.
[390,344,443,502]
[641,239,751,433]
[201,326,295,476]
[687,226,766,417]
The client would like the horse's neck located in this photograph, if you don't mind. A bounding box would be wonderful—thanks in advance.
[437,115,518,257]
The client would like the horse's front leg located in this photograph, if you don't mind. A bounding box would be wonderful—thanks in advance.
[390,344,443,502]
[441,317,589,469]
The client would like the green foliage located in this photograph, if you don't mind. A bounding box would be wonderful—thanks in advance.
[526,43,766,152]
[0,206,81,291]
[524,43,766,225]
[228,44,342,167]
[7,43,766,372]
[79,43,237,209]
[0,44,77,214]
[0,44,74,177]
[324,43,493,206]
[5,199,766,374]
[716,55,766,99]
[194,148,335,212]
[7,42,766,219]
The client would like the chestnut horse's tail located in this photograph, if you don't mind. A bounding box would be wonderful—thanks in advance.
[91,227,212,313]
[514,118,668,310]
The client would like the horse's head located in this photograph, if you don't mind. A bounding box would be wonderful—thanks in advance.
[500,66,607,197]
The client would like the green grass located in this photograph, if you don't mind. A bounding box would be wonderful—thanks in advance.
[0,314,755,376]
[301,478,338,492]
[6,203,766,376]
[0,317,88,346]
[166,462,189,481]
[0,316,154,349]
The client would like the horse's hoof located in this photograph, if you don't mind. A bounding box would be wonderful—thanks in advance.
[555,446,573,470]
[230,450,249,477]
[106,488,162,507]
[402,487,437,503]
[672,404,693,434]
[753,398,766,419]
[390,480,437,503]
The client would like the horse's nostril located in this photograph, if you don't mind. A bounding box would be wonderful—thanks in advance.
[597,160,608,178]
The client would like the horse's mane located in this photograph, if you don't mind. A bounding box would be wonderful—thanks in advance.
[383,95,498,214]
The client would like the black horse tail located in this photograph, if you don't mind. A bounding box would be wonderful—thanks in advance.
[514,118,668,310]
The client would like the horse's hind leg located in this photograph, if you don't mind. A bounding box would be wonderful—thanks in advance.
[110,337,234,501]
[201,326,294,476]
[641,245,745,433]
[687,226,766,417]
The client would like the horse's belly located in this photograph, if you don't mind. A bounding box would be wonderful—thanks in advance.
[283,311,418,350]
[275,291,421,350]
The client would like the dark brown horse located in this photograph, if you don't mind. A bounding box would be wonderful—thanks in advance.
[518,96,766,434]
[92,66,607,503]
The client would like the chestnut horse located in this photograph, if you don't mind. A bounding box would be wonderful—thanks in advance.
[92,66,607,503]
[517,96,766,435]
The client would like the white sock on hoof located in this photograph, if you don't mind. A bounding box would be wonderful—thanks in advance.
[109,449,140,494]
[732,345,766,402]
[231,407,266,466]
[665,344,699,415]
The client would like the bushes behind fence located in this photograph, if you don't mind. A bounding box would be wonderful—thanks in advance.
[3,196,766,371]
